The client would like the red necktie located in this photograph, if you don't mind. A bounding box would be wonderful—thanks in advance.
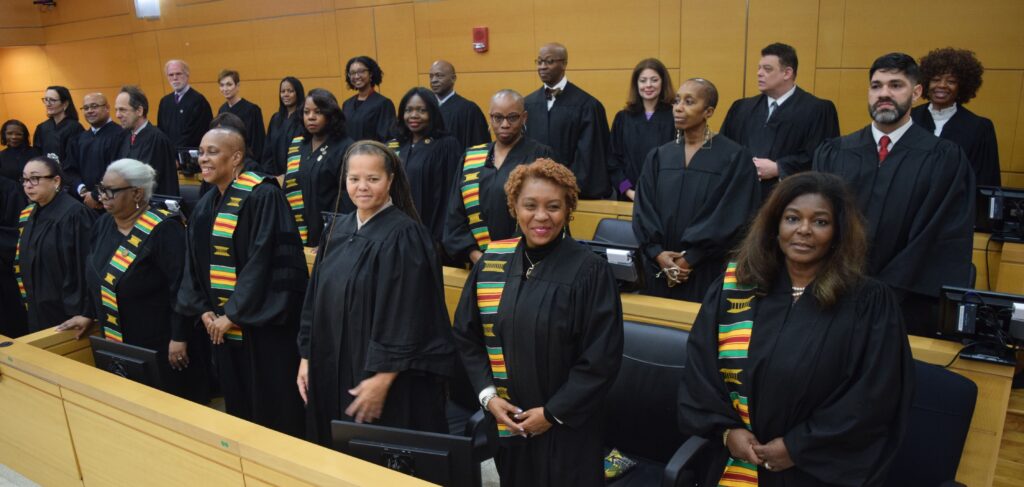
[130,133,136,145]
[878,135,891,164]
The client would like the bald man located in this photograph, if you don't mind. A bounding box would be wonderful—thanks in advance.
[63,93,126,209]
[523,43,611,199]
[430,60,490,151]
[157,59,214,153]
[175,126,306,437]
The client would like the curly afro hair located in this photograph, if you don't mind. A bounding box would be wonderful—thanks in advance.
[919,47,984,105]
[504,158,579,218]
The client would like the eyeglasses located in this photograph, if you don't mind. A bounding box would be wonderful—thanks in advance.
[19,175,57,186]
[348,68,369,77]
[535,58,565,67]
[96,184,135,200]
[490,113,523,125]
[81,104,107,111]
[41,97,61,105]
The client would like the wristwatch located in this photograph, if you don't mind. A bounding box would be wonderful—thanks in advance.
[481,392,499,410]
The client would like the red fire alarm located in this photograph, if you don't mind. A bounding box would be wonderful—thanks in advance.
[473,27,489,53]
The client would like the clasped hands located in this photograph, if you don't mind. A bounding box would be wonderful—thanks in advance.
[202,311,236,345]
[726,428,794,472]
[487,396,552,438]
[656,251,691,287]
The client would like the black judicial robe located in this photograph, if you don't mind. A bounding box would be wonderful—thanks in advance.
[18,191,95,332]
[0,145,41,183]
[607,105,675,196]
[524,82,612,199]
[218,99,267,159]
[452,237,624,486]
[294,137,355,247]
[63,121,126,201]
[175,181,307,436]
[912,103,1001,187]
[0,177,27,337]
[393,136,462,246]
[157,88,214,149]
[341,92,396,143]
[721,87,839,199]
[632,136,761,301]
[678,274,913,486]
[33,117,83,165]
[812,124,974,303]
[299,206,456,446]
[117,123,180,197]
[439,93,491,151]
[443,138,555,259]
[85,214,207,400]
[262,110,303,176]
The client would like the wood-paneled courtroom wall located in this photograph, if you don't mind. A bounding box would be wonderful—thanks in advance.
[1,0,1023,185]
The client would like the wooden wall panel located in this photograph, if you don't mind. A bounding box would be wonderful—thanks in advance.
[816,0,845,68]
[335,0,409,9]
[0,46,52,93]
[534,0,667,70]
[2,92,50,135]
[46,36,141,89]
[250,13,341,82]
[43,15,133,44]
[412,0,537,73]
[679,0,747,130]
[131,32,166,91]
[658,0,681,68]
[247,0,331,19]
[0,27,45,47]
[1011,79,1024,176]
[374,3,420,100]
[745,0,820,94]
[156,22,259,86]
[0,0,42,28]
[37,0,130,26]
[334,7,378,70]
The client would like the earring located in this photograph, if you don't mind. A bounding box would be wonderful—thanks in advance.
[135,201,140,210]
[675,129,683,145]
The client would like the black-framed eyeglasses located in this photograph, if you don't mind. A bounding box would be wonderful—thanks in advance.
[81,104,107,111]
[96,184,135,200]
[41,97,61,105]
[535,58,565,67]
[19,175,56,186]
[490,113,523,125]
[348,68,369,77]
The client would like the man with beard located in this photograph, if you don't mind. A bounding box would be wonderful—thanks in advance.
[158,60,214,153]
[813,52,974,336]
[63,93,126,210]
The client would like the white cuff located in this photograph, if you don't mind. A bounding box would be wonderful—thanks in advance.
[478,385,497,407]
[77,184,86,195]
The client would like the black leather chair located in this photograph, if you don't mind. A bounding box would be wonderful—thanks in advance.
[883,360,977,487]
[594,218,640,249]
[179,183,201,219]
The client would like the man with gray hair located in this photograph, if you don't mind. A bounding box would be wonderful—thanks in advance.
[157,59,213,153]
[63,92,125,210]
[116,85,179,196]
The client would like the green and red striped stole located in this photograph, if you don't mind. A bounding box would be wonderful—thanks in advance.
[283,136,308,244]
[13,203,36,309]
[459,144,492,251]
[209,171,265,341]
[717,262,759,485]
[99,209,171,342]
[475,237,520,438]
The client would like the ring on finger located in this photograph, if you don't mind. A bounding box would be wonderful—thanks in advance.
[764,462,773,471]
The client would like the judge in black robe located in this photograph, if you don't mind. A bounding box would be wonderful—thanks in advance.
[1,120,41,183]
[633,136,761,301]
[0,176,28,337]
[33,116,83,166]
[218,99,266,159]
[299,202,456,446]
[157,85,214,150]
[453,232,623,486]
[17,162,94,332]
[63,119,126,204]
[262,77,305,176]
[443,137,555,261]
[912,103,1000,187]
[813,122,974,335]
[117,122,180,197]
[439,93,491,151]
[721,86,839,199]
[341,91,396,143]
[607,104,675,199]
[293,134,355,246]
[175,127,306,436]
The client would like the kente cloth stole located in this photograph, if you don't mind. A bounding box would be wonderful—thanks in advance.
[717,262,759,487]
[459,143,492,251]
[13,203,36,309]
[475,237,520,438]
[387,140,401,154]
[99,209,172,342]
[283,136,308,244]
[209,171,265,341]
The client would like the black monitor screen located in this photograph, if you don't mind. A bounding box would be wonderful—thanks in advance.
[975,185,1024,241]
[937,286,1024,364]
[89,336,164,390]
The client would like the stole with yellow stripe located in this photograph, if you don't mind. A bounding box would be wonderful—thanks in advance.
[282,135,309,244]
[717,262,760,487]
[99,209,172,342]
[475,237,521,439]
[459,143,493,251]
[13,203,36,310]
[209,171,266,341]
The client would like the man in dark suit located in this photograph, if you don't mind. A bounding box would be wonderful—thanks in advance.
[157,59,213,153]
[523,43,611,199]
[721,42,839,200]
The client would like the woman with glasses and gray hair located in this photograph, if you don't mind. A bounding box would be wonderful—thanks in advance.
[58,158,208,401]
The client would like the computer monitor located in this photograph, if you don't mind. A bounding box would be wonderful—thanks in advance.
[975,185,1024,241]
[937,286,1024,365]
[89,336,165,389]
[149,194,183,218]
[176,148,200,176]
[577,239,644,291]
[331,420,480,487]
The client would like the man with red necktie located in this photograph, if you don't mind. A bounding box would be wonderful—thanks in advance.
[115,85,179,197]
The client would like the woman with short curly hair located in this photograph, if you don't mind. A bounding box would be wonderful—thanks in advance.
[453,158,623,486]
[341,56,397,143]
[912,47,1001,186]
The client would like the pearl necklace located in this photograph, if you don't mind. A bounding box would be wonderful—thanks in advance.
[792,286,806,300]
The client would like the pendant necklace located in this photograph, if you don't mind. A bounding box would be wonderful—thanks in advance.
[525,251,537,280]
